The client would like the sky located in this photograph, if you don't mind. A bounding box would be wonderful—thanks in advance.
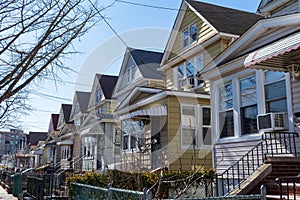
[19,0,261,133]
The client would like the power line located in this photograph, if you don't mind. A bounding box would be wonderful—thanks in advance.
[115,0,180,11]
[88,0,129,47]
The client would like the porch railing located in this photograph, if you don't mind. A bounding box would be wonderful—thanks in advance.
[217,132,299,196]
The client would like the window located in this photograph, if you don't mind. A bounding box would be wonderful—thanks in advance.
[180,105,211,148]
[127,65,136,83]
[96,88,102,102]
[177,54,204,90]
[122,120,145,152]
[182,23,197,48]
[74,103,80,116]
[219,83,234,138]
[96,104,107,115]
[181,105,197,148]
[202,107,211,145]
[265,71,287,112]
[240,75,258,135]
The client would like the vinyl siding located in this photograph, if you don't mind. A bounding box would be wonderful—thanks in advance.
[73,134,82,172]
[165,68,174,90]
[167,96,212,171]
[271,0,298,17]
[214,139,261,174]
[292,78,300,154]
[169,8,214,60]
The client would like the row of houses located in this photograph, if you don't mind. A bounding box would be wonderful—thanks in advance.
[18,0,300,194]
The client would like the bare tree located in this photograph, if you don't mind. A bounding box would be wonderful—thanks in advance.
[0,0,108,127]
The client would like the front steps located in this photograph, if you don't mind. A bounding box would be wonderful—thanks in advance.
[243,156,300,199]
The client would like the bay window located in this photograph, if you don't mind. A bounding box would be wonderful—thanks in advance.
[217,70,290,140]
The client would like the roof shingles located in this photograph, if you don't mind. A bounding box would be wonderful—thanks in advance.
[186,0,264,36]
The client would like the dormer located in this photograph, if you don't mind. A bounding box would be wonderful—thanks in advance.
[257,0,299,17]
[113,48,164,104]
[57,104,72,130]
[88,74,118,114]
[48,114,59,134]
[69,91,90,126]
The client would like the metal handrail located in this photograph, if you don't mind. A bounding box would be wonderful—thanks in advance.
[276,176,300,200]
[217,140,265,196]
[217,132,299,196]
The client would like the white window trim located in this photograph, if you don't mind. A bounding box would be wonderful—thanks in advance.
[214,70,293,143]
[181,23,197,49]
[176,53,204,90]
[200,105,212,148]
[180,104,211,149]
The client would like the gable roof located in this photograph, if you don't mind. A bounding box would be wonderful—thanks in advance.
[186,0,263,36]
[96,74,118,99]
[201,13,300,75]
[129,48,164,79]
[61,104,72,123]
[48,113,59,134]
[28,132,48,146]
[75,91,91,114]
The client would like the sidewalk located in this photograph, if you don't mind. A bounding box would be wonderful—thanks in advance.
[0,185,17,200]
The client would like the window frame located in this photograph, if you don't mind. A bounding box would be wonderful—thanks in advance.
[177,53,204,90]
[264,71,287,113]
[121,120,145,153]
[181,23,197,49]
[218,83,234,138]
[239,75,258,135]
[180,104,211,149]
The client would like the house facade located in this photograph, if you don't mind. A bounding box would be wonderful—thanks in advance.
[113,47,166,171]
[200,0,300,175]
[156,0,262,171]
[44,114,59,168]
[80,74,119,172]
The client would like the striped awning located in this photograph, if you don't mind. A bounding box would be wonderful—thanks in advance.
[244,32,300,68]
[119,105,167,121]
[57,139,73,146]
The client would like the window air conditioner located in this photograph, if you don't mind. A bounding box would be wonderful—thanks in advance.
[180,77,194,89]
[257,112,288,131]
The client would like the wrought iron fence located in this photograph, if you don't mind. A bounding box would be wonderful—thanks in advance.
[70,183,150,200]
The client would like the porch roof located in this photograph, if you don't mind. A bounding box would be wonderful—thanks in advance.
[119,105,167,121]
[244,31,300,70]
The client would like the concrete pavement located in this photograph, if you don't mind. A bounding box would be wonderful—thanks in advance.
[0,186,17,200]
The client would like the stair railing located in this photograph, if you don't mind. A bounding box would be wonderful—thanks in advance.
[276,176,300,200]
[217,132,299,196]
[217,140,265,196]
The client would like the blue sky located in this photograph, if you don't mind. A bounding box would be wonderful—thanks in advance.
[20,0,261,132]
